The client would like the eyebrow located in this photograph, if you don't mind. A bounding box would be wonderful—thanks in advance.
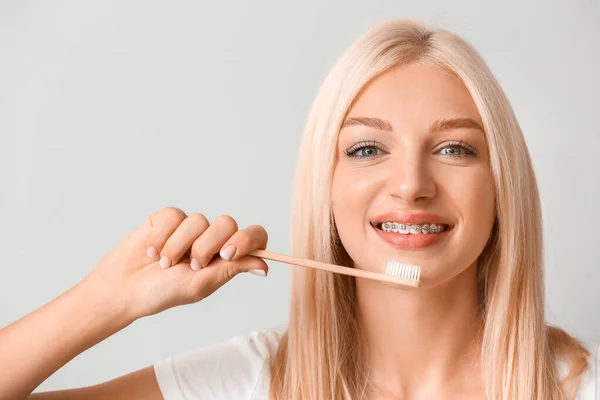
[341,116,484,133]
[430,117,484,133]
[341,117,393,131]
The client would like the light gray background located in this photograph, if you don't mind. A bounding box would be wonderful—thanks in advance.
[1,0,598,393]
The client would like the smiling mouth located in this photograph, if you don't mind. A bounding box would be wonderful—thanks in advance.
[373,222,454,234]
[370,221,454,250]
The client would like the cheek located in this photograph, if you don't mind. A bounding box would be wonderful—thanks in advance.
[331,166,383,217]
[331,167,382,245]
[331,169,357,226]
[450,169,496,240]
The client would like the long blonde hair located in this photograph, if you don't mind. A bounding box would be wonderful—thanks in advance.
[269,19,589,400]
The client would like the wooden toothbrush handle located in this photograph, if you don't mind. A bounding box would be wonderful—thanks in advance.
[249,249,420,288]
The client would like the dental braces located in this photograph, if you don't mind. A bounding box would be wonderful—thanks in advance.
[381,222,446,234]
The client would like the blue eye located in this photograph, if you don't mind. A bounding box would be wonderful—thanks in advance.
[344,141,384,159]
[352,146,382,158]
[437,141,478,158]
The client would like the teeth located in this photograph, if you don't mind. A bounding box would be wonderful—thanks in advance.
[409,225,421,234]
[380,222,447,234]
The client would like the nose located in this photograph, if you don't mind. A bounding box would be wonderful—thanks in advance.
[387,153,436,204]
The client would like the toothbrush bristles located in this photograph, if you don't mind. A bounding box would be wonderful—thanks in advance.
[385,261,421,281]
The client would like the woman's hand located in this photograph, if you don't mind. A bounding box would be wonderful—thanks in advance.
[84,207,269,322]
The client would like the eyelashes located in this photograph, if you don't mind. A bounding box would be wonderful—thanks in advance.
[435,140,479,158]
[343,140,383,159]
[343,139,479,160]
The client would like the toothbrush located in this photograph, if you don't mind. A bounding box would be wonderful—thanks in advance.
[249,249,421,288]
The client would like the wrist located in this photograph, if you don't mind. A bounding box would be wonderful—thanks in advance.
[75,274,137,330]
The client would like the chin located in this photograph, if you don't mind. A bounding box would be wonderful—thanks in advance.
[420,261,480,290]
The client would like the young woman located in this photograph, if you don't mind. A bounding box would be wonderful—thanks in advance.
[1,19,597,400]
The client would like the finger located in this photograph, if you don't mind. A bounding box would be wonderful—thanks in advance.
[188,255,269,300]
[145,207,188,260]
[191,214,238,268]
[158,213,210,269]
[218,224,268,262]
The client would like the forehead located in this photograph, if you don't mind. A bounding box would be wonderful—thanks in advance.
[345,64,482,129]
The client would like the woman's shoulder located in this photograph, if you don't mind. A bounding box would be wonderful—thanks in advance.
[153,326,285,400]
[573,341,599,399]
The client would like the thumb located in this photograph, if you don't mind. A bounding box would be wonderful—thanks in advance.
[189,255,268,300]
[213,254,269,281]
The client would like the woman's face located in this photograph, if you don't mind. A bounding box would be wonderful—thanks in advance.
[331,64,496,288]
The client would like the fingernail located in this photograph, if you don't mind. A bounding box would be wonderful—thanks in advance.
[147,246,158,258]
[249,269,266,277]
[219,244,236,261]
[159,256,171,269]
[190,258,201,271]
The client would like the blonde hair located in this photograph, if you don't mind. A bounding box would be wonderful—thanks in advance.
[269,19,589,400]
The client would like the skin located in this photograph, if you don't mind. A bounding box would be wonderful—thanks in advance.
[331,64,496,399]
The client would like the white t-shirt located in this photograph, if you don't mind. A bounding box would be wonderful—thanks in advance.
[154,328,599,399]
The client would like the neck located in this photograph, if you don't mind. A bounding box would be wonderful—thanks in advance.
[356,262,484,398]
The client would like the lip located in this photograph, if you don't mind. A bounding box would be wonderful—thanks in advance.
[370,211,454,250]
